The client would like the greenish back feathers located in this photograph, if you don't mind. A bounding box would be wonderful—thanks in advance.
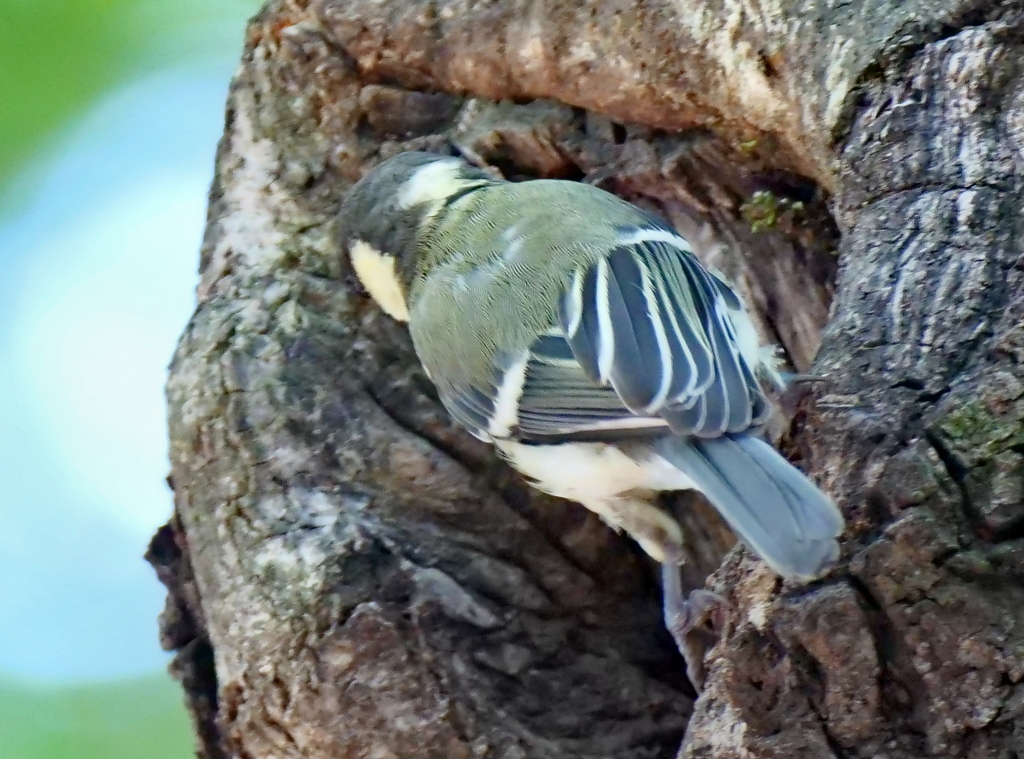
[410,180,656,388]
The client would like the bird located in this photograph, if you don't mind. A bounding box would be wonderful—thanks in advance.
[337,150,844,684]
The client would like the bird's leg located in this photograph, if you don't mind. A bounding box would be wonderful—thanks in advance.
[579,496,729,689]
[660,542,729,690]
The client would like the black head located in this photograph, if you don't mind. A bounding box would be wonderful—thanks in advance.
[338,151,495,320]
[339,152,496,256]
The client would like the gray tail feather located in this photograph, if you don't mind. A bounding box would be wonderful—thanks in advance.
[653,434,844,579]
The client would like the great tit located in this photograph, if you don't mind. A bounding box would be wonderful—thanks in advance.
[338,151,844,679]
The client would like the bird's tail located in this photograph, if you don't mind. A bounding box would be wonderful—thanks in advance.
[652,434,844,579]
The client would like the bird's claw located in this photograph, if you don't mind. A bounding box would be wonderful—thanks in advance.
[673,588,729,635]
[661,555,730,690]
[666,589,730,691]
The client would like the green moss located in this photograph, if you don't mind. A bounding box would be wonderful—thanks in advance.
[940,401,996,441]
[740,190,805,233]
[937,400,1024,460]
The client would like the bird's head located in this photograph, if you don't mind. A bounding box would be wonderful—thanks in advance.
[338,151,495,322]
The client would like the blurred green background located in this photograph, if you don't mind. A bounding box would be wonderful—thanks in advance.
[2,0,256,184]
[1,1,260,757]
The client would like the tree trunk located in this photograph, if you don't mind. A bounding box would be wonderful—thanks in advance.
[148,1,1024,756]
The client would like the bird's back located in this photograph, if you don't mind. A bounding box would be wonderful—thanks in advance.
[409,180,655,387]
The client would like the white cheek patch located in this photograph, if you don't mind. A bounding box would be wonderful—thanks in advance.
[397,159,466,209]
[350,239,411,322]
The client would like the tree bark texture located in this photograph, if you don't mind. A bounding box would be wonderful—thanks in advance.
[150,1,1024,757]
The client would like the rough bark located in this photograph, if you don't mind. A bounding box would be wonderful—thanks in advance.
[152,1,1024,757]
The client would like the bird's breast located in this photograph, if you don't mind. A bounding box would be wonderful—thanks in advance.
[495,439,696,502]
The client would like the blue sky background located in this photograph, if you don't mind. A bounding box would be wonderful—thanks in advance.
[1,1,259,684]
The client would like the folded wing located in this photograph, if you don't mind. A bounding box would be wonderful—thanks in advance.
[436,224,771,444]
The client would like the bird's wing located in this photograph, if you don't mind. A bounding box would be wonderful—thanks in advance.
[438,329,664,443]
[557,226,771,438]
[513,330,671,441]
[437,225,770,443]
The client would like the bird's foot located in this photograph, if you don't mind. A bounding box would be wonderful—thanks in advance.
[776,373,829,417]
[661,556,730,691]
[665,588,729,637]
